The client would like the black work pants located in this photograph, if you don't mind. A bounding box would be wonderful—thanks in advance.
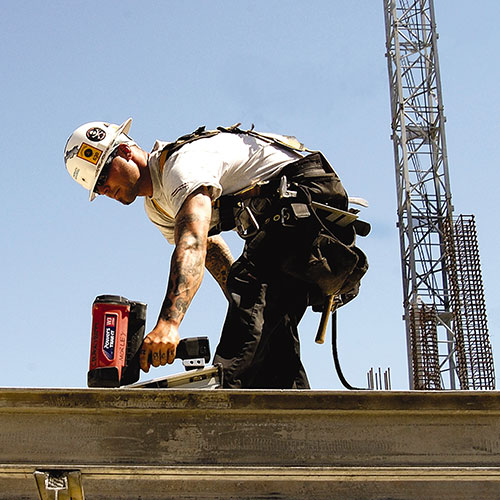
[213,153,347,389]
[214,228,312,389]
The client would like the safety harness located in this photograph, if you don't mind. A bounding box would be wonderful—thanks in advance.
[157,122,313,166]
[156,123,370,239]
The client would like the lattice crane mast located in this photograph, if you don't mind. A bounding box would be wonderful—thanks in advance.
[383,0,495,390]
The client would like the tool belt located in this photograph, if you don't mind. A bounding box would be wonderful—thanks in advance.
[211,153,370,238]
[211,153,370,307]
[211,153,346,236]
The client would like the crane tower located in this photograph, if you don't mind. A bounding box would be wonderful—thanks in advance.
[383,0,495,389]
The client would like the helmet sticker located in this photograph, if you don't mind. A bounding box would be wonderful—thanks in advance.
[77,143,103,165]
[86,127,106,142]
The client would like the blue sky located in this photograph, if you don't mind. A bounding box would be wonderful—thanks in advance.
[1,1,498,390]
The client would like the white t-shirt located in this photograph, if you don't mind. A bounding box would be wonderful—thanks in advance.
[144,132,301,243]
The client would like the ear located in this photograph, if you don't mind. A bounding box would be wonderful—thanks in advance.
[116,143,132,160]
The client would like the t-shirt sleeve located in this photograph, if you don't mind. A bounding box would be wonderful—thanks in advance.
[155,224,175,244]
[163,149,223,216]
[143,198,176,244]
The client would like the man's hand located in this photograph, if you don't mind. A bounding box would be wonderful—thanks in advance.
[140,322,180,373]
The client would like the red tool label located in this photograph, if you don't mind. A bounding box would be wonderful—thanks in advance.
[103,313,117,360]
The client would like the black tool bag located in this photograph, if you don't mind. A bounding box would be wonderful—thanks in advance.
[279,154,369,306]
[305,231,368,298]
[281,224,368,307]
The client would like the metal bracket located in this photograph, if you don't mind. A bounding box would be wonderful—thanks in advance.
[34,470,84,500]
[130,364,223,389]
[182,357,206,370]
[278,175,297,198]
[235,205,260,239]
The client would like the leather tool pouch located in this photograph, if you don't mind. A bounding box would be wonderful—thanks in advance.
[280,153,369,305]
[282,230,368,303]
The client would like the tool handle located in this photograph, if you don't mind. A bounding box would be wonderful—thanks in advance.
[147,336,211,363]
[315,295,334,344]
[176,336,211,362]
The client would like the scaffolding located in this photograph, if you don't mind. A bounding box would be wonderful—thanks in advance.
[383,0,495,389]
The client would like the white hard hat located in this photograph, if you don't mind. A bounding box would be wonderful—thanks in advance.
[64,118,134,201]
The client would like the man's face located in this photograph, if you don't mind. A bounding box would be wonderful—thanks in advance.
[95,154,140,205]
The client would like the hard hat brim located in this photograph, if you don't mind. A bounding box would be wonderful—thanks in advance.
[88,117,133,201]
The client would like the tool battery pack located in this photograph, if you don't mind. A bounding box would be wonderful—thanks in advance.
[88,295,146,388]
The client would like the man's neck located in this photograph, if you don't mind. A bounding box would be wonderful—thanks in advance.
[136,150,153,198]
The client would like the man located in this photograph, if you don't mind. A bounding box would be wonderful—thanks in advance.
[64,118,367,389]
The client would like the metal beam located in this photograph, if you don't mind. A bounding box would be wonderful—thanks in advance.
[1,388,500,499]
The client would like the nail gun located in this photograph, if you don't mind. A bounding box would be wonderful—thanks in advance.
[87,295,212,388]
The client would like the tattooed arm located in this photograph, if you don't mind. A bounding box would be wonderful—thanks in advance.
[140,187,212,373]
[205,235,234,300]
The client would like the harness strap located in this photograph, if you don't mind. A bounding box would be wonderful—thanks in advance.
[157,123,321,168]
[158,126,222,170]
[217,123,314,155]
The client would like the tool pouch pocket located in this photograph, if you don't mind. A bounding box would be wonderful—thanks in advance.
[282,231,368,303]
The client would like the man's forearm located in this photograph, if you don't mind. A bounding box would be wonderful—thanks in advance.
[158,205,210,326]
[205,235,234,299]
[158,235,206,326]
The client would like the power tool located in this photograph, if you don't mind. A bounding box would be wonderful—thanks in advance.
[87,295,211,388]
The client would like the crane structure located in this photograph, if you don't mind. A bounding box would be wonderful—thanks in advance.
[383,0,495,389]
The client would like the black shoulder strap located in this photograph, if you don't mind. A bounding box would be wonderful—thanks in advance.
[158,123,319,168]
[217,123,314,155]
[158,126,222,166]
